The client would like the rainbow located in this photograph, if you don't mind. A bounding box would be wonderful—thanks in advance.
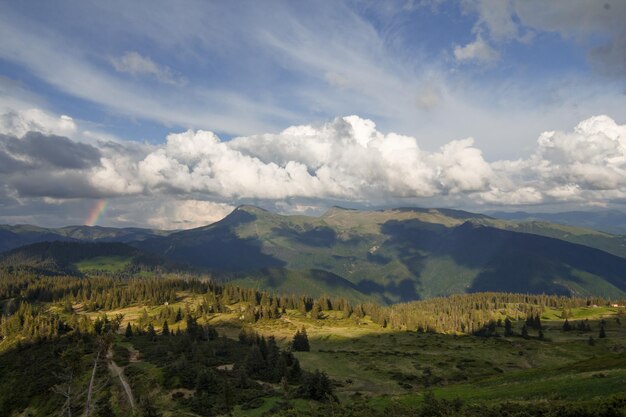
[85,199,108,226]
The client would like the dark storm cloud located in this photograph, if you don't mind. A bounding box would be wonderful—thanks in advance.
[0,149,29,173]
[10,171,104,199]
[2,131,101,169]
[0,132,105,199]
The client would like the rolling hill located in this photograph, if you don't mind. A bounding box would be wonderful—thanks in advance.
[0,224,171,253]
[135,205,626,303]
[489,209,626,235]
[0,241,163,275]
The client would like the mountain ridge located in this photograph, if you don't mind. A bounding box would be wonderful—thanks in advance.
[4,206,626,302]
[132,206,626,302]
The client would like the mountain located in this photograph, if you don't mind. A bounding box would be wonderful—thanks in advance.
[135,205,626,302]
[476,218,626,260]
[0,224,171,253]
[489,210,626,235]
[0,241,162,275]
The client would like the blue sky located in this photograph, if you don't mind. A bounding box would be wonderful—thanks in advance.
[1,1,626,228]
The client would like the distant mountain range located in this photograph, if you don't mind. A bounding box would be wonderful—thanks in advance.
[0,224,170,253]
[489,209,626,235]
[3,206,626,303]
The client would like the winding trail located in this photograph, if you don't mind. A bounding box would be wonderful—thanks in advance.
[107,348,136,411]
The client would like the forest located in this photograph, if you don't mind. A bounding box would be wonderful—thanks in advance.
[1,267,626,416]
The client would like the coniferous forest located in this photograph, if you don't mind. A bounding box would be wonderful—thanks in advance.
[1,265,626,416]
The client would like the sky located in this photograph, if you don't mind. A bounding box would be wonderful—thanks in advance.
[1,0,626,229]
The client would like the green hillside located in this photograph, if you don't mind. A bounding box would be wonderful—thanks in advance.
[0,224,171,253]
[478,218,626,259]
[0,241,162,275]
[1,270,625,417]
[4,206,626,302]
[136,206,626,302]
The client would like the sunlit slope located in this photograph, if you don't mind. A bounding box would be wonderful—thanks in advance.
[136,206,626,302]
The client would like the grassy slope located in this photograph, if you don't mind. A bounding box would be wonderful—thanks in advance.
[74,255,133,273]
[5,289,624,416]
[133,206,626,302]
[480,218,626,259]
[67,292,626,406]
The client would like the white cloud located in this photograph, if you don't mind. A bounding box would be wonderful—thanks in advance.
[147,199,235,229]
[532,115,626,191]
[454,36,499,63]
[111,51,185,86]
[0,109,76,137]
[2,107,626,228]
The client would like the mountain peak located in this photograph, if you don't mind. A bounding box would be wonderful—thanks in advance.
[234,205,269,214]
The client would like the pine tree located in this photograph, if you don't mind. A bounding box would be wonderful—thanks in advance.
[147,323,156,341]
[124,322,133,338]
[292,327,310,352]
[521,324,529,339]
[504,318,514,336]
[162,320,170,336]
[562,319,571,331]
[244,345,266,378]
[310,303,322,320]
[289,358,302,382]
[235,366,249,389]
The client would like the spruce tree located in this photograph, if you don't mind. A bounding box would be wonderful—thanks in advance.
[162,320,170,336]
[292,327,310,352]
[147,323,156,341]
[504,318,514,336]
[311,303,322,320]
[124,322,133,338]
[562,319,571,331]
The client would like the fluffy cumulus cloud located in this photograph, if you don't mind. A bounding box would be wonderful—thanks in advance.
[534,116,626,189]
[1,107,626,227]
[483,115,626,204]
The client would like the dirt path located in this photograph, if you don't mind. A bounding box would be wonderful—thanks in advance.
[107,348,136,411]
[128,346,140,362]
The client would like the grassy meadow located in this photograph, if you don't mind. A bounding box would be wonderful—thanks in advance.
[56,290,626,415]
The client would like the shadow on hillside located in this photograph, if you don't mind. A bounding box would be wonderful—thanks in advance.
[271,226,338,247]
[138,210,286,272]
[380,219,626,296]
[356,278,420,303]
[249,268,363,292]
